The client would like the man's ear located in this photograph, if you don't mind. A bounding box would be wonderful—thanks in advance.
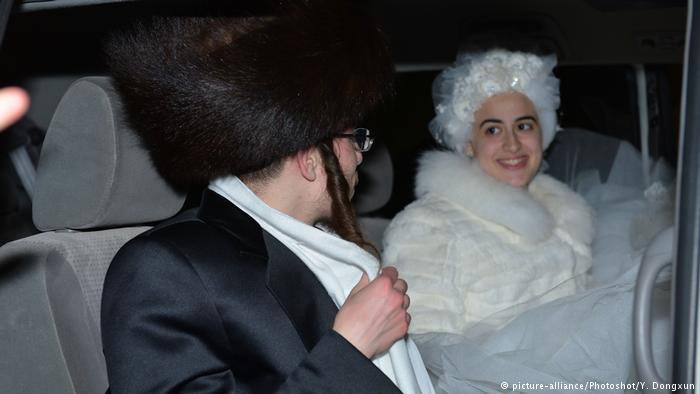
[295,147,322,181]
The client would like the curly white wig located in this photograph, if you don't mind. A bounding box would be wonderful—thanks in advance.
[430,49,560,153]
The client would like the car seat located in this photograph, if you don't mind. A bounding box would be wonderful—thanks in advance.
[0,77,185,394]
[545,127,623,186]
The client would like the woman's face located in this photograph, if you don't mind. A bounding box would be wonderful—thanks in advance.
[467,92,543,188]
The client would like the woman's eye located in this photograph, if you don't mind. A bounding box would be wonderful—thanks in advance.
[485,126,500,135]
[517,123,534,131]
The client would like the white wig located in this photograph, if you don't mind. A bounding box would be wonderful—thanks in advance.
[430,49,560,153]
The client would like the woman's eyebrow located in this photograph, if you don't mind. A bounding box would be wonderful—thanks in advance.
[516,115,538,122]
[479,118,503,128]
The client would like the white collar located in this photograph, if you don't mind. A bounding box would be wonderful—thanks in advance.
[415,150,593,245]
[209,176,378,303]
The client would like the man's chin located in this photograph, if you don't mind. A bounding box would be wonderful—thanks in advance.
[348,176,358,200]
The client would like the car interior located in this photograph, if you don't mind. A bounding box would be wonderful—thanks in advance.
[0,0,693,392]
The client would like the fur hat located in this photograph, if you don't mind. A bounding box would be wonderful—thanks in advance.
[430,49,560,154]
[106,1,394,189]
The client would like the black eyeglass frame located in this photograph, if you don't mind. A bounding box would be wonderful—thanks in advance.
[335,128,374,153]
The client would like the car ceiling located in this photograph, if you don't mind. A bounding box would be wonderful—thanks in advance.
[373,0,687,68]
[19,0,137,12]
[15,0,688,67]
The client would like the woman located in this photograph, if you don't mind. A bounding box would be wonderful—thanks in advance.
[383,49,594,336]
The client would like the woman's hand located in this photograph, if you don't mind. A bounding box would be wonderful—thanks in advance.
[332,266,411,359]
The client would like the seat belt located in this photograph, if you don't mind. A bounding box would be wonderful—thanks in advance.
[0,0,15,47]
[9,145,35,199]
[0,1,37,200]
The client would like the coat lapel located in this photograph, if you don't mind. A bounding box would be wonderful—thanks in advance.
[263,231,338,352]
[197,190,268,258]
[198,189,338,352]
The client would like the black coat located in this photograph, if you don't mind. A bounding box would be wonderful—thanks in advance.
[101,190,401,393]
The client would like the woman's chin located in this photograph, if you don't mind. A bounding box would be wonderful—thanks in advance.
[492,172,533,188]
[483,163,538,188]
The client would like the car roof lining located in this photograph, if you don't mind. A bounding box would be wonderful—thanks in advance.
[15,0,687,66]
[20,0,139,12]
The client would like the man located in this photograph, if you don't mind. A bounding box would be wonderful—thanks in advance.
[101,2,434,393]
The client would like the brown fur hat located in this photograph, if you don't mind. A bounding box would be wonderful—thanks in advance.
[106,1,394,189]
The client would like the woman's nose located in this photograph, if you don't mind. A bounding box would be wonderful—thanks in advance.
[503,129,521,152]
[355,149,363,166]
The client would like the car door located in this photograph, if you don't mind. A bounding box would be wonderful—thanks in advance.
[674,0,700,391]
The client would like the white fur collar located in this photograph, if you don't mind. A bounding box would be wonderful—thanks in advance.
[415,150,594,244]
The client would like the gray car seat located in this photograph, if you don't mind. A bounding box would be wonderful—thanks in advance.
[545,127,623,186]
[0,77,185,394]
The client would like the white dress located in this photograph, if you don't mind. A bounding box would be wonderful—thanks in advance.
[383,146,674,393]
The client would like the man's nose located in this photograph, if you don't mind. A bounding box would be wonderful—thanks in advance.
[355,149,363,166]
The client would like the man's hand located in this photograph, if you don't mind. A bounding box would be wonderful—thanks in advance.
[333,266,411,359]
[0,87,29,132]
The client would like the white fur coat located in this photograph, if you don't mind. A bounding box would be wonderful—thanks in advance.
[383,151,594,335]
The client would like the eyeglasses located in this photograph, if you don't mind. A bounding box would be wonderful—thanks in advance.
[335,128,374,153]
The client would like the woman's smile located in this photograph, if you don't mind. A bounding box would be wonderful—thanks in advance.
[497,155,529,169]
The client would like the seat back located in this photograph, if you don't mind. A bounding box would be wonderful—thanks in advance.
[545,127,622,187]
[0,77,185,394]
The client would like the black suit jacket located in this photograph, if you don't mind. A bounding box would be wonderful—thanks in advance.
[101,190,401,393]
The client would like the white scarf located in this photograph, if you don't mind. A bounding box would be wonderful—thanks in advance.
[210,176,434,394]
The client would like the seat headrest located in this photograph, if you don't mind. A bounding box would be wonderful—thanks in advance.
[545,127,622,186]
[33,77,186,231]
[353,140,393,215]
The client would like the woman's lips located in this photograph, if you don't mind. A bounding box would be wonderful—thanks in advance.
[497,156,528,170]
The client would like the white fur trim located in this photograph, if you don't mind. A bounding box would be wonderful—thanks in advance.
[415,150,593,244]
[529,175,595,246]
